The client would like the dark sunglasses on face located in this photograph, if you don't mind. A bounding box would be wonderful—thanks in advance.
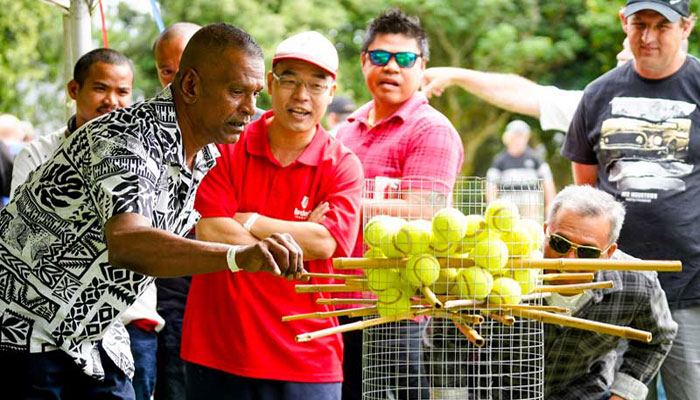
[547,233,611,259]
[366,50,422,68]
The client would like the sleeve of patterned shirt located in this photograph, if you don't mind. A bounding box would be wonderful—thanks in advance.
[401,115,463,194]
[609,272,678,400]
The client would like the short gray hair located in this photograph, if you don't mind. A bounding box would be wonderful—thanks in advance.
[546,185,626,245]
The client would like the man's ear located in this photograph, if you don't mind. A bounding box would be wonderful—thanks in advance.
[604,243,617,259]
[620,8,629,34]
[179,68,200,105]
[67,80,79,101]
[360,52,367,67]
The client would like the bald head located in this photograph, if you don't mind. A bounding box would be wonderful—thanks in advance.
[175,23,263,86]
[153,22,201,87]
[0,114,25,143]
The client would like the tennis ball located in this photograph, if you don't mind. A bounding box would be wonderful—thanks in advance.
[376,286,413,317]
[363,215,393,247]
[485,199,520,232]
[405,254,441,288]
[429,242,459,257]
[457,267,494,301]
[519,218,545,252]
[363,247,386,259]
[432,268,459,295]
[511,268,540,295]
[366,268,402,293]
[471,237,509,274]
[378,218,407,258]
[395,220,433,256]
[432,207,467,246]
[489,277,523,305]
[501,223,535,258]
[456,215,488,253]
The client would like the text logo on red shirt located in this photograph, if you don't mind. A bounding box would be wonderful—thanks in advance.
[294,196,311,220]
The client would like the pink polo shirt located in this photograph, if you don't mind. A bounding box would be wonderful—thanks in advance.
[182,111,363,382]
[336,92,464,259]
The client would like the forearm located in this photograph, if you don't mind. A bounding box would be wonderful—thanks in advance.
[248,215,336,260]
[107,223,230,277]
[543,179,556,211]
[448,68,542,117]
[572,162,598,186]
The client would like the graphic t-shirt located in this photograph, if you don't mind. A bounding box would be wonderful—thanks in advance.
[486,147,553,190]
[563,57,700,308]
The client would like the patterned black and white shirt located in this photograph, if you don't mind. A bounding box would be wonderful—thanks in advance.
[0,87,218,379]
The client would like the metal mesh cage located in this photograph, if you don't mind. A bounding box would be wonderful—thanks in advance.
[360,176,545,400]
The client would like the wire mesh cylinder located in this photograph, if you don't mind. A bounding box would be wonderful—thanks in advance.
[360,177,545,400]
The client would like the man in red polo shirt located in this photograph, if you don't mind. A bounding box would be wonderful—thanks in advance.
[181,31,363,400]
[335,9,464,400]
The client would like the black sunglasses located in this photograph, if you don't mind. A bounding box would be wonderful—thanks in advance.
[547,233,610,259]
[366,50,422,68]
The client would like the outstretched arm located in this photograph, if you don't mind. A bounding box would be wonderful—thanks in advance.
[421,67,542,118]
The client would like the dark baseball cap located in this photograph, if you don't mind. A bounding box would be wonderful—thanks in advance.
[624,0,690,22]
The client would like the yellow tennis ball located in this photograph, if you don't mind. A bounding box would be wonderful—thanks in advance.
[366,268,402,293]
[471,237,509,274]
[376,286,413,317]
[519,218,545,252]
[456,215,488,252]
[490,277,523,305]
[395,220,433,256]
[363,247,386,259]
[432,207,467,245]
[511,268,540,295]
[457,267,494,301]
[485,199,520,232]
[432,268,459,295]
[405,254,441,288]
[378,218,407,258]
[429,242,459,257]
[501,222,535,258]
[363,215,393,247]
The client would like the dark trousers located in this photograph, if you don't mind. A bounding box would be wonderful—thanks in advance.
[154,276,190,400]
[339,315,363,400]
[126,324,157,400]
[185,361,341,400]
[0,343,135,399]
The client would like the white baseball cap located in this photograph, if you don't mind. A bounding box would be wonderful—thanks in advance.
[273,31,339,79]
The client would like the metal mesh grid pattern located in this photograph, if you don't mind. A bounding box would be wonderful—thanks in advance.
[360,177,545,400]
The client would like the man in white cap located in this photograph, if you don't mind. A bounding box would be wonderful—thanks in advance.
[180,31,363,400]
[486,119,556,216]
[562,1,700,399]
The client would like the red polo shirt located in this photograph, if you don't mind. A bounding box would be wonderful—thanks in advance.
[182,111,363,382]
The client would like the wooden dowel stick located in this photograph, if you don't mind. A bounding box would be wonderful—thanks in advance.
[483,312,516,326]
[295,309,432,342]
[283,306,376,322]
[421,286,443,309]
[443,299,482,310]
[433,310,484,325]
[333,257,681,272]
[533,281,614,294]
[302,272,366,280]
[495,304,569,314]
[295,283,365,293]
[515,308,652,343]
[451,319,485,347]
[317,298,378,306]
[542,273,595,282]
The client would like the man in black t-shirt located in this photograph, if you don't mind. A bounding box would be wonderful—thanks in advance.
[487,119,556,219]
[562,1,699,399]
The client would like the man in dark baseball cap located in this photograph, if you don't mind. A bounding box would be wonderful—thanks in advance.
[624,0,690,22]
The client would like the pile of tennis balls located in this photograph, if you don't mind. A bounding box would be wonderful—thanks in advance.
[362,199,544,317]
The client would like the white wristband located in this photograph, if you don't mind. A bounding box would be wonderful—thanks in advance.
[243,213,260,231]
[226,245,242,273]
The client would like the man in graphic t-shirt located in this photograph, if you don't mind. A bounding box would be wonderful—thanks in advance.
[562,1,700,399]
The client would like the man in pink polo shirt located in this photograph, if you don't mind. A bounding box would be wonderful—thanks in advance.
[336,8,464,400]
[181,31,363,400]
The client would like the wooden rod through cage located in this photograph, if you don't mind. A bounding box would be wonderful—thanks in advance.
[295,308,433,342]
[482,311,516,326]
[541,272,595,282]
[533,281,614,294]
[295,283,366,293]
[301,272,366,280]
[332,257,681,272]
[451,318,485,347]
[515,308,652,343]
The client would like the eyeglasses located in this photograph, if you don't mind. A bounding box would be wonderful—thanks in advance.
[547,233,611,259]
[271,71,330,95]
[366,50,422,68]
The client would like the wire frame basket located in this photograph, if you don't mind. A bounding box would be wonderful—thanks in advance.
[360,176,545,400]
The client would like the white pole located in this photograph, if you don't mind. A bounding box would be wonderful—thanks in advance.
[65,0,93,118]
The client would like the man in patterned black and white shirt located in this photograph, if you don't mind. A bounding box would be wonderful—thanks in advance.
[0,23,306,399]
